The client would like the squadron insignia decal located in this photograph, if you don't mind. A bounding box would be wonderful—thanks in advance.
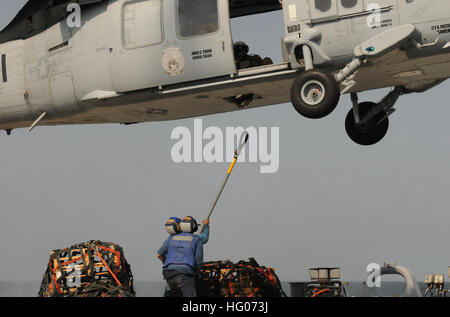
[162,47,185,77]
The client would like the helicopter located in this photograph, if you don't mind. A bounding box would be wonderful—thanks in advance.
[0,0,449,145]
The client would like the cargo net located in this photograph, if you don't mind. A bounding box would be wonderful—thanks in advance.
[199,258,286,297]
[38,240,135,297]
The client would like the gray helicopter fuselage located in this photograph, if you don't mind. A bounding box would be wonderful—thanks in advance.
[284,0,450,64]
[0,0,449,131]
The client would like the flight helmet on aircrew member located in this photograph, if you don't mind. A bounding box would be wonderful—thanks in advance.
[180,216,198,233]
[165,217,181,235]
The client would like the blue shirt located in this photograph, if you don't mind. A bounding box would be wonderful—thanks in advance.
[157,236,204,275]
[157,225,209,256]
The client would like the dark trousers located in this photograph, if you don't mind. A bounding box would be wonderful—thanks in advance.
[164,277,214,297]
[165,274,197,297]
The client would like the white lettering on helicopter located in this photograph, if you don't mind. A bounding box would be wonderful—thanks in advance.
[170,119,280,174]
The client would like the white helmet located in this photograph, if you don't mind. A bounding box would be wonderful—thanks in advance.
[165,217,181,235]
[180,216,198,233]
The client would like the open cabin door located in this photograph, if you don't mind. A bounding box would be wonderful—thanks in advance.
[110,0,236,93]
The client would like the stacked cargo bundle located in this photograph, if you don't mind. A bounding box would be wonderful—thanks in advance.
[38,240,135,297]
[199,258,286,297]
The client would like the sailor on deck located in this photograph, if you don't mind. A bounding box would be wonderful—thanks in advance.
[157,216,209,297]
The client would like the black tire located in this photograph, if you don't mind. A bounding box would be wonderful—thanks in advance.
[345,102,389,146]
[290,69,340,119]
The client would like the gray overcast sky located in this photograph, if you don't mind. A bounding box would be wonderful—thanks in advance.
[1,1,450,287]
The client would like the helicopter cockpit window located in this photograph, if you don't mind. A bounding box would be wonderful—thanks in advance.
[177,0,219,38]
[123,0,163,49]
[341,0,358,8]
[315,0,332,12]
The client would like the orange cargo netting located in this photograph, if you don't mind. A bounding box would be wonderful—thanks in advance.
[199,258,286,297]
[38,240,135,297]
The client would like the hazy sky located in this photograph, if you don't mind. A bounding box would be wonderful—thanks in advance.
[1,1,450,289]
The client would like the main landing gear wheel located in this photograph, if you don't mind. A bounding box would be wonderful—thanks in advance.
[345,102,389,146]
[290,69,341,119]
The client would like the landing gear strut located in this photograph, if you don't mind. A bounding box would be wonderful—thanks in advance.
[345,87,405,146]
[289,24,418,135]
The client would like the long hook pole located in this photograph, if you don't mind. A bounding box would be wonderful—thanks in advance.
[202,132,249,230]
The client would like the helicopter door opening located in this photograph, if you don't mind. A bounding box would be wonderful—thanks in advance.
[229,8,280,71]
